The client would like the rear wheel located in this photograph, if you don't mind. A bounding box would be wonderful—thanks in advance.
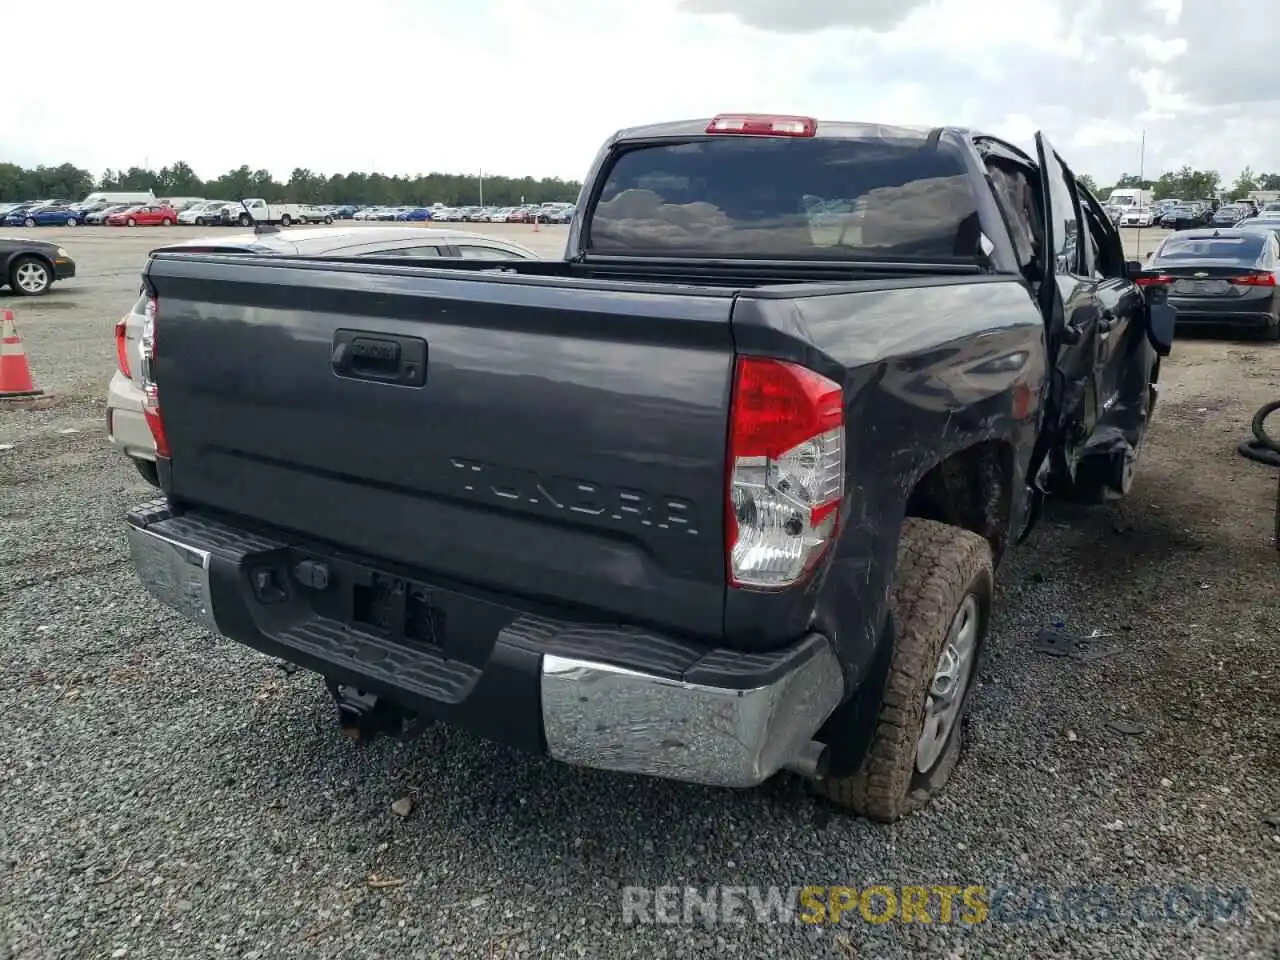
[9,256,52,296]
[66,217,78,227]
[161,217,172,226]
[815,518,993,822]
[280,214,292,226]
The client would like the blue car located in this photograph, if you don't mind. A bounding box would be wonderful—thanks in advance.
[394,206,432,222]
[3,204,84,227]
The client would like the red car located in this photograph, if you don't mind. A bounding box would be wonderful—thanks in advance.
[105,204,179,227]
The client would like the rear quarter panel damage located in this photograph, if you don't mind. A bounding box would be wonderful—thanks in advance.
[728,276,1046,691]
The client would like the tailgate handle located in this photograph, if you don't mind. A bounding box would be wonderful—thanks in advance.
[331,330,428,387]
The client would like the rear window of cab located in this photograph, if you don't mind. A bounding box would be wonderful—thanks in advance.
[585,134,981,261]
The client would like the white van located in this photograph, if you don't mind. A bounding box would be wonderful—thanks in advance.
[81,191,156,207]
[158,197,206,211]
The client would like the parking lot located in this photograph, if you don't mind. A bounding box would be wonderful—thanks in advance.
[1,223,1278,959]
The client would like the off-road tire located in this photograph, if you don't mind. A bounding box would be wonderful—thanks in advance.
[814,518,993,823]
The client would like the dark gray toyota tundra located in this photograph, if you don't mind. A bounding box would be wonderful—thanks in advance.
[126,115,1174,821]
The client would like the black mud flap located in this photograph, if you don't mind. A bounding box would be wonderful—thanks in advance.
[1144,284,1176,357]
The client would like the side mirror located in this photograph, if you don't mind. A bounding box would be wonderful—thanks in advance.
[1124,259,1145,280]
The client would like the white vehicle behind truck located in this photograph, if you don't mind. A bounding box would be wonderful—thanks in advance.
[294,205,335,225]
[1106,188,1152,212]
[234,198,313,227]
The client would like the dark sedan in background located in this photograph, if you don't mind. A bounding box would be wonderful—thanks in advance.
[1159,204,1213,230]
[1212,205,1248,226]
[1139,228,1280,339]
[1,237,77,296]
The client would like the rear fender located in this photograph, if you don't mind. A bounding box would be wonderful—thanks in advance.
[726,278,1044,675]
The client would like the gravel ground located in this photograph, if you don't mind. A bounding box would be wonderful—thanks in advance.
[1,224,1277,960]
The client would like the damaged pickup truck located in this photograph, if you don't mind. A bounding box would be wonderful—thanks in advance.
[125,114,1174,821]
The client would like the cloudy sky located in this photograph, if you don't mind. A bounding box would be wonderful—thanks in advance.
[5,0,1272,186]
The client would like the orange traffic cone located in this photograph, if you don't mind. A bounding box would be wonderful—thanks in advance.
[0,310,43,399]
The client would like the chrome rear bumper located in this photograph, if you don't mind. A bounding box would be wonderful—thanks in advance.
[127,508,845,789]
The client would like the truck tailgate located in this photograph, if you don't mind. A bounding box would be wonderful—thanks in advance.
[146,256,736,638]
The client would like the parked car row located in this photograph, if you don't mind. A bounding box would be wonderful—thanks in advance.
[180,200,336,227]
[1,200,85,227]
[350,205,435,222]
[1108,196,1271,230]
[0,195,339,229]
[2,192,180,227]
[2,194,580,230]
[346,202,577,224]
[434,203,576,224]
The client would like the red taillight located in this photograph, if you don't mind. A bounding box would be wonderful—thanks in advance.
[1135,275,1174,287]
[1231,273,1276,286]
[139,295,169,458]
[114,317,130,377]
[706,114,818,138]
[726,357,844,590]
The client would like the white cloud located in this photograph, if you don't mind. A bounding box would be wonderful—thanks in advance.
[3,0,1277,188]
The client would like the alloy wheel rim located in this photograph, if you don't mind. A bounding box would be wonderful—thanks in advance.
[16,263,48,293]
[916,594,980,773]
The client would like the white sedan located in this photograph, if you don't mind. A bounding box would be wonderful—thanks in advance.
[177,201,229,225]
[1119,206,1156,227]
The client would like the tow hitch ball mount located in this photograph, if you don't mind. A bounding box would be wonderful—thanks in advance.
[325,678,431,743]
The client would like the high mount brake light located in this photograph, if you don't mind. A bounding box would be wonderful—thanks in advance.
[139,295,169,458]
[725,357,844,590]
[114,318,129,378]
[706,114,818,138]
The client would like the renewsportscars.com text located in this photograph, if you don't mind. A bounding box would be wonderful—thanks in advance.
[621,885,1249,926]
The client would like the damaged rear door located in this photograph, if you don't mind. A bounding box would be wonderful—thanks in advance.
[1076,181,1155,471]
[1028,130,1118,493]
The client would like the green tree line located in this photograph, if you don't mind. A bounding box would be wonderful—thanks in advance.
[0,160,582,207]
[1081,168,1280,202]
